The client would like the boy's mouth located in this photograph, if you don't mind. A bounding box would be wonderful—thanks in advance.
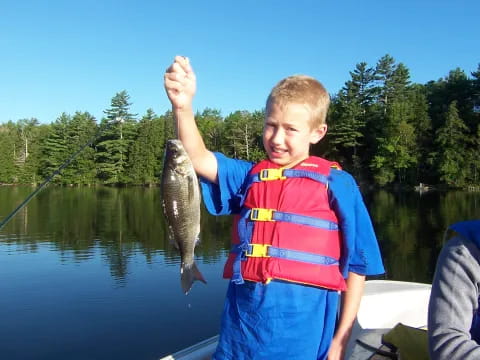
[270,147,287,154]
[270,148,287,158]
[270,148,287,157]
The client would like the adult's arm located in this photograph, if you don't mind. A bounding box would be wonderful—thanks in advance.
[428,236,480,359]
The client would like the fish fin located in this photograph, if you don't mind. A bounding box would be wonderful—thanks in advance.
[180,262,207,295]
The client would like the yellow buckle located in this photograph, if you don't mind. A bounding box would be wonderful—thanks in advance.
[250,208,275,221]
[259,168,286,181]
[246,244,271,257]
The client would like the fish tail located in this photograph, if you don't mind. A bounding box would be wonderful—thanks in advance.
[180,262,207,295]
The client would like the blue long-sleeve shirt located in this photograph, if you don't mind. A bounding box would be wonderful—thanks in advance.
[200,153,384,360]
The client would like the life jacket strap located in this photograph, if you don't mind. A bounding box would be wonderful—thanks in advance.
[250,208,339,230]
[231,208,255,285]
[233,243,339,265]
[250,168,329,185]
[259,168,286,181]
[240,168,329,208]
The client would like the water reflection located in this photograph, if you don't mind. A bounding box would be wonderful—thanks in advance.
[367,189,480,283]
[1,186,479,359]
[1,187,479,284]
[0,186,232,283]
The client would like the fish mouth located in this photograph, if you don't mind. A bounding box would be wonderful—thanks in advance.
[166,140,188,162]
[166,139,183,151]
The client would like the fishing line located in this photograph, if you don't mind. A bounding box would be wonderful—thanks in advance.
[0,117,123,231]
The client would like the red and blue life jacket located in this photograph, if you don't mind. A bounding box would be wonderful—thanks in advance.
[223,156,347,291]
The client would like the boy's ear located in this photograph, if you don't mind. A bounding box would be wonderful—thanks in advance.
[310,124,327,144]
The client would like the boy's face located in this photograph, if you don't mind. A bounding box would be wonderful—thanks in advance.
[263,102,327,168]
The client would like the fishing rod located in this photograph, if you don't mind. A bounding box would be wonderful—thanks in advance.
[0,117,124,232]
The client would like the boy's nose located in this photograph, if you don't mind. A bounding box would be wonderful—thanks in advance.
[271,129,284,144]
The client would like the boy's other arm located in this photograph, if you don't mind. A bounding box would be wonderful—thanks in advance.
[164,56,218,183]
[328,272,365,360]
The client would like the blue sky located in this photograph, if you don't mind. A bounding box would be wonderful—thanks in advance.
[1,0,479,124]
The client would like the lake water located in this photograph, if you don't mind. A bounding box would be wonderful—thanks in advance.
[0,186,479,359]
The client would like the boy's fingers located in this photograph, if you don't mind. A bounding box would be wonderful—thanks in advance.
[164,71,182,82]
[174,55,186,63]
[173,55,193,74]
[164,74,182,86]
[174,55,188,66]
[164,78,182,93]
[171,61,186,76]
[164,56,194,97]
[183,57,193,73]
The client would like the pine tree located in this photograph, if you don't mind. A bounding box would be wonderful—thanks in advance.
[328,62,376,175]
[328,91,365,170]
[128,109,163,185]
[375,54,397,111]
[223,110,263,160]
[471,124,480,185]
[408,85,433,183]
[0,122,17,183]
[41,113,70,183]
[435,101,470,187]
[445,68,476,131]
[196,108,223,151]
[369,56,416,185]
[160,110,176,147]
[95,91,137,185]
[69,112,98,184]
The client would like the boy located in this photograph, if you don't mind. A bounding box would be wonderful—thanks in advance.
[164,56,384,360]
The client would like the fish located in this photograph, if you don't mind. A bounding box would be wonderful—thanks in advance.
[161,139,206,294]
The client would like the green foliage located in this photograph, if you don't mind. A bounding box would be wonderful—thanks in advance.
[223,110,264,161]
[38,111,98,186]
[0,122,17,183]
[196,108,223,150]
[0,58,479,189]
[468,124,480,184]
[95,91,137,185]
[14,118,44,184]
[434,101,471,187]
[128,109,164,185]
[41,113,71,184]
[69,112,98,184]
[408,86,432,177]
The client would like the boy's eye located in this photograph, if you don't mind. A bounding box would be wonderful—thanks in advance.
[288,127,297,132]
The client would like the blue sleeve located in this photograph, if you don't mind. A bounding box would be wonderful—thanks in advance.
[328,169,385,277]
[199,152,254,216]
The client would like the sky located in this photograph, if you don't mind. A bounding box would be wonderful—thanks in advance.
[1,0,479,124]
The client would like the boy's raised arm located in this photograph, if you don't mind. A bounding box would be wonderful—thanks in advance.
[164,56,218,183]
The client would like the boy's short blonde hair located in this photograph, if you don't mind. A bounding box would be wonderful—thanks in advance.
[266,75,330,128]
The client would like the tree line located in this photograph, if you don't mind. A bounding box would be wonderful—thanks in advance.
[1,54,479,188]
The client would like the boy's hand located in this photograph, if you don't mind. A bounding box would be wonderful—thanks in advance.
[327,335,347,360]
[164,55,196,110]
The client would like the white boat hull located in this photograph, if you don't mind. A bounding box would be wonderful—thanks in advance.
[347,280,431,359]
[160,280,432,360]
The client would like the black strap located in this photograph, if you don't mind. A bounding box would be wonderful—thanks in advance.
[355,339,398,359]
